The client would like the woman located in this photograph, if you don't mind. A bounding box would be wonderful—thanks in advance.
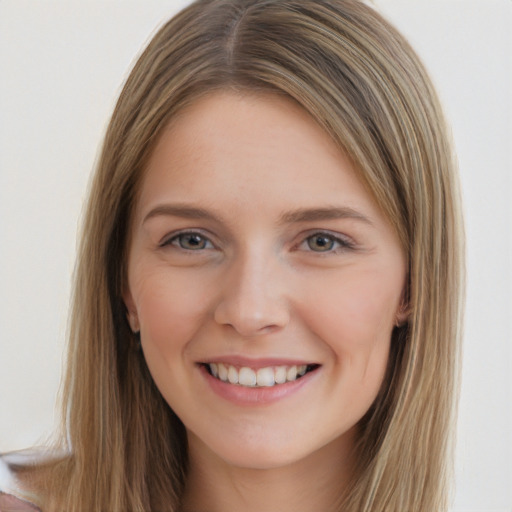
[0,0,464,510]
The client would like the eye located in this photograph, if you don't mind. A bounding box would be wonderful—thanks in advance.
[163,232,213,251]
[302,232,352,253]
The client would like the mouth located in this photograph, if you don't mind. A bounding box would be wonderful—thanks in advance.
[202,362,320,388]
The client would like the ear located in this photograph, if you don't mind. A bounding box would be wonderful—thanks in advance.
[395,306,409,327]
[123,288,140,333]
[395,290,410,327]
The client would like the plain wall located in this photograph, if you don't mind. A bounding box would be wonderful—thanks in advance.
[0,2,510,511]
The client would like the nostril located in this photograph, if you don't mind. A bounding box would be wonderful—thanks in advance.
[213,295,290,337]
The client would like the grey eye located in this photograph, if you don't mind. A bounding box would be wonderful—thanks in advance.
[306,234,336,252]
[174,233,209,250]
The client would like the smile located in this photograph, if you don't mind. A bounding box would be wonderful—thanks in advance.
[205,363,319,387]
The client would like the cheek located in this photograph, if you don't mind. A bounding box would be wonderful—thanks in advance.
[132,267,215,355]
[300,267,399,420]
[298,264,401,357]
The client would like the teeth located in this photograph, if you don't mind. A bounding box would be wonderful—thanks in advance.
[275,365,287,384]
[218,363,228,382]
[239,367,257,386]
[227,365,239,384]
[208,363,312,387]
[256,367,275,387]
[286,365,297,381]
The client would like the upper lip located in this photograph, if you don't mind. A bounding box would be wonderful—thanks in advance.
[199,356,319,369]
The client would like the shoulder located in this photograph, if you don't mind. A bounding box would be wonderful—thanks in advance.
[0,451,47,512]
[0,492,41,511]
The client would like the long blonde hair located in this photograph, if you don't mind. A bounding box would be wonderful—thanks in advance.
[26,1,464,510]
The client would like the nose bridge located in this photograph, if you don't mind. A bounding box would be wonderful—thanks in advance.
[214,244,289,336]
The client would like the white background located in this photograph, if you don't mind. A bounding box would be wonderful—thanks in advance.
[0,2,510,511]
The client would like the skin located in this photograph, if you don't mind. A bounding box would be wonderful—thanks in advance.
[124,91,407,512]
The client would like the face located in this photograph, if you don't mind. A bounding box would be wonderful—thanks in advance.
[124,92,407,471]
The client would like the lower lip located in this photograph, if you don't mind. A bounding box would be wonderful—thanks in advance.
[199,365,320,405]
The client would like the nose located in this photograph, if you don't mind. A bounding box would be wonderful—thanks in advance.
[213,250,290,337]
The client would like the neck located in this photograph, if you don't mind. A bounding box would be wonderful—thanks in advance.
[181,430,356,512]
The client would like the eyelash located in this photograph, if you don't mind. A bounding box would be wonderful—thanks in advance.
[160,231,214,251]
[160,230,354,254]
[296,231,355,254]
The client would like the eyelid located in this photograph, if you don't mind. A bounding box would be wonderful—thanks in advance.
[296,230,356,252]
[159,229,216,249]
[157,228,355,252]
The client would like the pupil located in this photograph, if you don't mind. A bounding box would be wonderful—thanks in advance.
[183,234,204,249]
[309,235,333,251]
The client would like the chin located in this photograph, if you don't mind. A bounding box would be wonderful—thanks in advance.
[188,422,353,472]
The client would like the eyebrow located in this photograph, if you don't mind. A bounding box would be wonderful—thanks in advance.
[279,206,373,226]
[143,204,373,226]
[143,204,221,224]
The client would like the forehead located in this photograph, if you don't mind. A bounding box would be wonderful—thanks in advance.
[135,91,380,221]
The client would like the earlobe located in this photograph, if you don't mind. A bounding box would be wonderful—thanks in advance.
[127,310,140,333]
[123,290,140,333]
[395,299,410,327]
[394,279,411,327]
